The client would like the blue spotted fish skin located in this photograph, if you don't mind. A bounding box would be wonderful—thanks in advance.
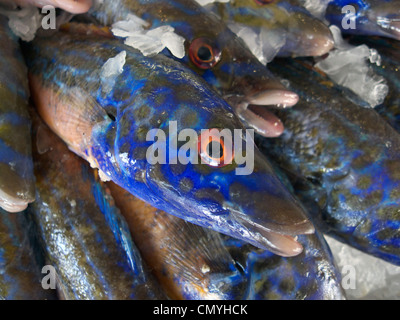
[325,0,400,40]
[259,57,400,266]
[24,30,314,257]
[0,15,35,212]
[29,113,166,300]
[223,230,346,300]
[0,208,58,300]
[202,0,334,58]
[347,36,400,133]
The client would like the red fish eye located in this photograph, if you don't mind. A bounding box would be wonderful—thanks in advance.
[254,0,275,5]
[198,129,234,167]
[189,38,221,69]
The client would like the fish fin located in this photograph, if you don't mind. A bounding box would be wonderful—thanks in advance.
[29,74,109,157]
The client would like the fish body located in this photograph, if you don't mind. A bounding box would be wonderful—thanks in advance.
[202,0,334,61]
[259,57,400,265]
[0,208,57,300]
[24,30,314,257]
[325,0,400,40]
[88,0,300,137]
[29,112,165,300]
[108,182,247,300]
[0,15,35,212]
[224,231,346,300]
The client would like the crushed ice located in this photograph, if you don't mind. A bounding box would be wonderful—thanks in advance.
[227,23,286,65]
[111,14,185,59]
[100,50,127,95]
[301,0,333,20]
[0,5,42,41]
[315,26,388,108]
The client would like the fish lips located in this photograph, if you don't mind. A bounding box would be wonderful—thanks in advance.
[224,90,299,138]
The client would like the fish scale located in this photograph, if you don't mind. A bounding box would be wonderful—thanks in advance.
[0,15,35,212]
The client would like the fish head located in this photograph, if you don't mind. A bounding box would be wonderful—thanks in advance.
[178,26,299,137]
[105,60,314,257]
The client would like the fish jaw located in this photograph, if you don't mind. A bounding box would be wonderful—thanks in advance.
[224,89,299,137]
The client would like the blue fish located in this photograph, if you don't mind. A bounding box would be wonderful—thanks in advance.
[24,29,314,257]
[259,57,400,265]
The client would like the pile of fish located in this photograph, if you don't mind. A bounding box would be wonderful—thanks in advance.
[0,0,399,300]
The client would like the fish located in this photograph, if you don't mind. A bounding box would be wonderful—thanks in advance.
[108,182,247,300]
[88,0,301,138]
[223,231,346,300]
[0,0,93,13]
[347,36,400,133]
[28,109,165,300]
[24,28,314,257]
[0,15,35,212]
[201,0,334,61]
[0,208,58,300]
[325,0,400,40]
[258,57,400,266]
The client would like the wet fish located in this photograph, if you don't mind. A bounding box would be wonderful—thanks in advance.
[0,208,58,300]
[28,110,165,300]
[0,15,35,212]
[201,0,334,61]
[108,182,247,300]
[24,29,314,257]
[325,0,400,40]
[258,57,400,265]
[88,0,301,138]
[347,36,400,133]
[223,231,346,300]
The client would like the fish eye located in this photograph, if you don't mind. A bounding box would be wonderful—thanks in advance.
[189,38,221,69]
[198,129,234,167]
[254,0,275,5]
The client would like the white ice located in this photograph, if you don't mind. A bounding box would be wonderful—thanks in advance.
[228,23,286,65]
[325,236,400,300]
[111,14,185,59]
[0,5,42,41]
[100,51,127,94]
[301,0,333,20]
[315,26,388,108]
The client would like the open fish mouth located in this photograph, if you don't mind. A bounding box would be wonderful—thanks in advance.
[225,89,299,138]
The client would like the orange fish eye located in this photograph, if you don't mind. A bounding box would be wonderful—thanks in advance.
[254,0,275,5]
[189,38,221,69]
[198,129,234,167]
